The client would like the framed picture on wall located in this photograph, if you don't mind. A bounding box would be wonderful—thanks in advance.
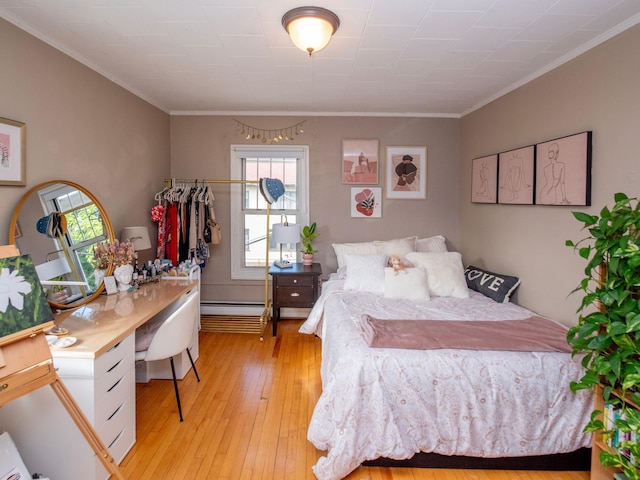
[350,187,382,218]
[535,131,592,206]
[0,117,26,186]
[385,146,427,199]
[342,139,379,184]
[498,145,535,205]
[471,154,498,203]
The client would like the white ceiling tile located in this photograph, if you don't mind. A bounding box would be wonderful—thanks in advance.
[455,26,520,51]
[402,39,457,61]
[415,11,482,39]
[201,6,264,36]
[516,13,596,42]
[475,0,558,28]
[218,34,270,57]
[354,49,401,67]
[360,25,414,49]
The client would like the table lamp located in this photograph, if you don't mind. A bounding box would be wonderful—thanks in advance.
[271,216,300,268]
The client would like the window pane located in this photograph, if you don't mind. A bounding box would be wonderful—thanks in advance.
[244,214,299,267]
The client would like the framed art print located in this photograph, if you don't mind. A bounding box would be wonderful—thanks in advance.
[342,139,379,184]
[498,145,534,205]
[350,187,381,218]
[386,146,426,199]
[471,154,497,203]
[535,131,592,206]
[0,117,26,186]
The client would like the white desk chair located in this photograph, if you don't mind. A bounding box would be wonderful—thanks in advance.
[134,289,200,421]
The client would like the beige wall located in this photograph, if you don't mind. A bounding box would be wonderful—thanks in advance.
[460,24,640,326]
[0,18,170,262]
[171,115,460,302]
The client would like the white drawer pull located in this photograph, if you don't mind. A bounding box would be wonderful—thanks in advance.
[290,292,300,297]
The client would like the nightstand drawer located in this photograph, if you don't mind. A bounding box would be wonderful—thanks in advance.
[276,275,314,287]
[275,287,314,305]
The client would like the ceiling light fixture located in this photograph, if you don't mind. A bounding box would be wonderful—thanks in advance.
[282,6,340,56]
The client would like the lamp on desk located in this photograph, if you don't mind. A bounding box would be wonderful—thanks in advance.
[272,216,300,269]
[121,226,152,268]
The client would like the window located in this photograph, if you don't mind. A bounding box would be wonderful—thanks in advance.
[231,145,309,280]
[39,183,108,296]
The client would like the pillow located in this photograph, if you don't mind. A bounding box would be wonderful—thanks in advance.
[343,254,387,293]
[373,236,417,257]
[405,252,469,298]
[464,265,520,303]
[416,235,448,253]
[333,241,378,269]
[384,267,430,300]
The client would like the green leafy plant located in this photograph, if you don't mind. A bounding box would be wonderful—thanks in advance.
[566,192,640,478]
[300,222,319,254]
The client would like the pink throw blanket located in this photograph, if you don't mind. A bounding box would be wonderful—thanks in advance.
[358,314,571,352]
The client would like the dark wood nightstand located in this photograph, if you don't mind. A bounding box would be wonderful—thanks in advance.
[269,262,322,336]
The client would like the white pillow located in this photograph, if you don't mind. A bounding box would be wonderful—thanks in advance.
[374,236,417,258]
[416,235,448,253]
[384,267,430,300]
[405,252,469,298]
[333,241,378,269]
[343,254,387,293]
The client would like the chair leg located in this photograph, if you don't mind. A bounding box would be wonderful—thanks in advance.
[169,357,183,422]
[186,347,200,382]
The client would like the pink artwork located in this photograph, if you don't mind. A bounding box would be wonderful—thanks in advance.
[351,187,381,218]
[535,131,592,206]
[342,139,379,184]
[498,146,534,205]
[471,154,497,203]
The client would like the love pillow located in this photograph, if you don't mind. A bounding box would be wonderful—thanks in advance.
[464,265,520,303]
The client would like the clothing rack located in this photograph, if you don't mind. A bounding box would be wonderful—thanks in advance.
[162,178,272,340]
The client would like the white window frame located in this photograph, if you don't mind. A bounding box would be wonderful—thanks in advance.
[230,145,309,280]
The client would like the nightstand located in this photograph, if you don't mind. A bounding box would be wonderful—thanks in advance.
[269,262,322,336]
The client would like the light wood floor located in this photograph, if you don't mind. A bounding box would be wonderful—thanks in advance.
[119,319,590,480]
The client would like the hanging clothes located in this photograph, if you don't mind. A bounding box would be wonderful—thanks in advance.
[152,180,220,268]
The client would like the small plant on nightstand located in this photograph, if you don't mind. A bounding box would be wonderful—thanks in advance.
[300,222,319,265]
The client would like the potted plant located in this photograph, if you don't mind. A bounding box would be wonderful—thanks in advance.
[300,222,319,266]
[566,192,640,479]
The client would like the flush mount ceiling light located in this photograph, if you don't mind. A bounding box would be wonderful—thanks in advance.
[282,6,340,56]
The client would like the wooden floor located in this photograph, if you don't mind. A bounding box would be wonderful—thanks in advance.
[119,319,590,480]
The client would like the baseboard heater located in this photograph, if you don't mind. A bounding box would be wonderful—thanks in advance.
[199,301,309,318]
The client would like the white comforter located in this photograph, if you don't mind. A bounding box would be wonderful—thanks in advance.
[299,278,593,480]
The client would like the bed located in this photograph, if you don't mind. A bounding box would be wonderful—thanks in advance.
[299,236,593,480]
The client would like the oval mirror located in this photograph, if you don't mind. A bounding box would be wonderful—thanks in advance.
[7,180,115,310]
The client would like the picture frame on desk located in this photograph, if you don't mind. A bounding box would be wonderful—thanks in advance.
[104,276,118,295]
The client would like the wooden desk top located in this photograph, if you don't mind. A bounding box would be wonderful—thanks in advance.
[50,279,198,359]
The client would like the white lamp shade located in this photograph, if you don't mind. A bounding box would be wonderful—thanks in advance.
[121,226,152,251]
[287,16,334,54]
[272,223,300,244]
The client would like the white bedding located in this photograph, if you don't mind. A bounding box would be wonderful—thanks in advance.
[299,277,593,480]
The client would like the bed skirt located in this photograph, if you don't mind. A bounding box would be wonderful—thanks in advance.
[362,448,591,471]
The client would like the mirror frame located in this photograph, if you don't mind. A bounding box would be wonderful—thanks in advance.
[8,180,115,309]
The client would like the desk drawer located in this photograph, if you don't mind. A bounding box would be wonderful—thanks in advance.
[94,334,134,379]
[97,394,135,464]
[276,275,314,287]
[275,287,314,305]
[96,369,134,428]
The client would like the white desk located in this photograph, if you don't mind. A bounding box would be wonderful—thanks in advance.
[0,278,199,480]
